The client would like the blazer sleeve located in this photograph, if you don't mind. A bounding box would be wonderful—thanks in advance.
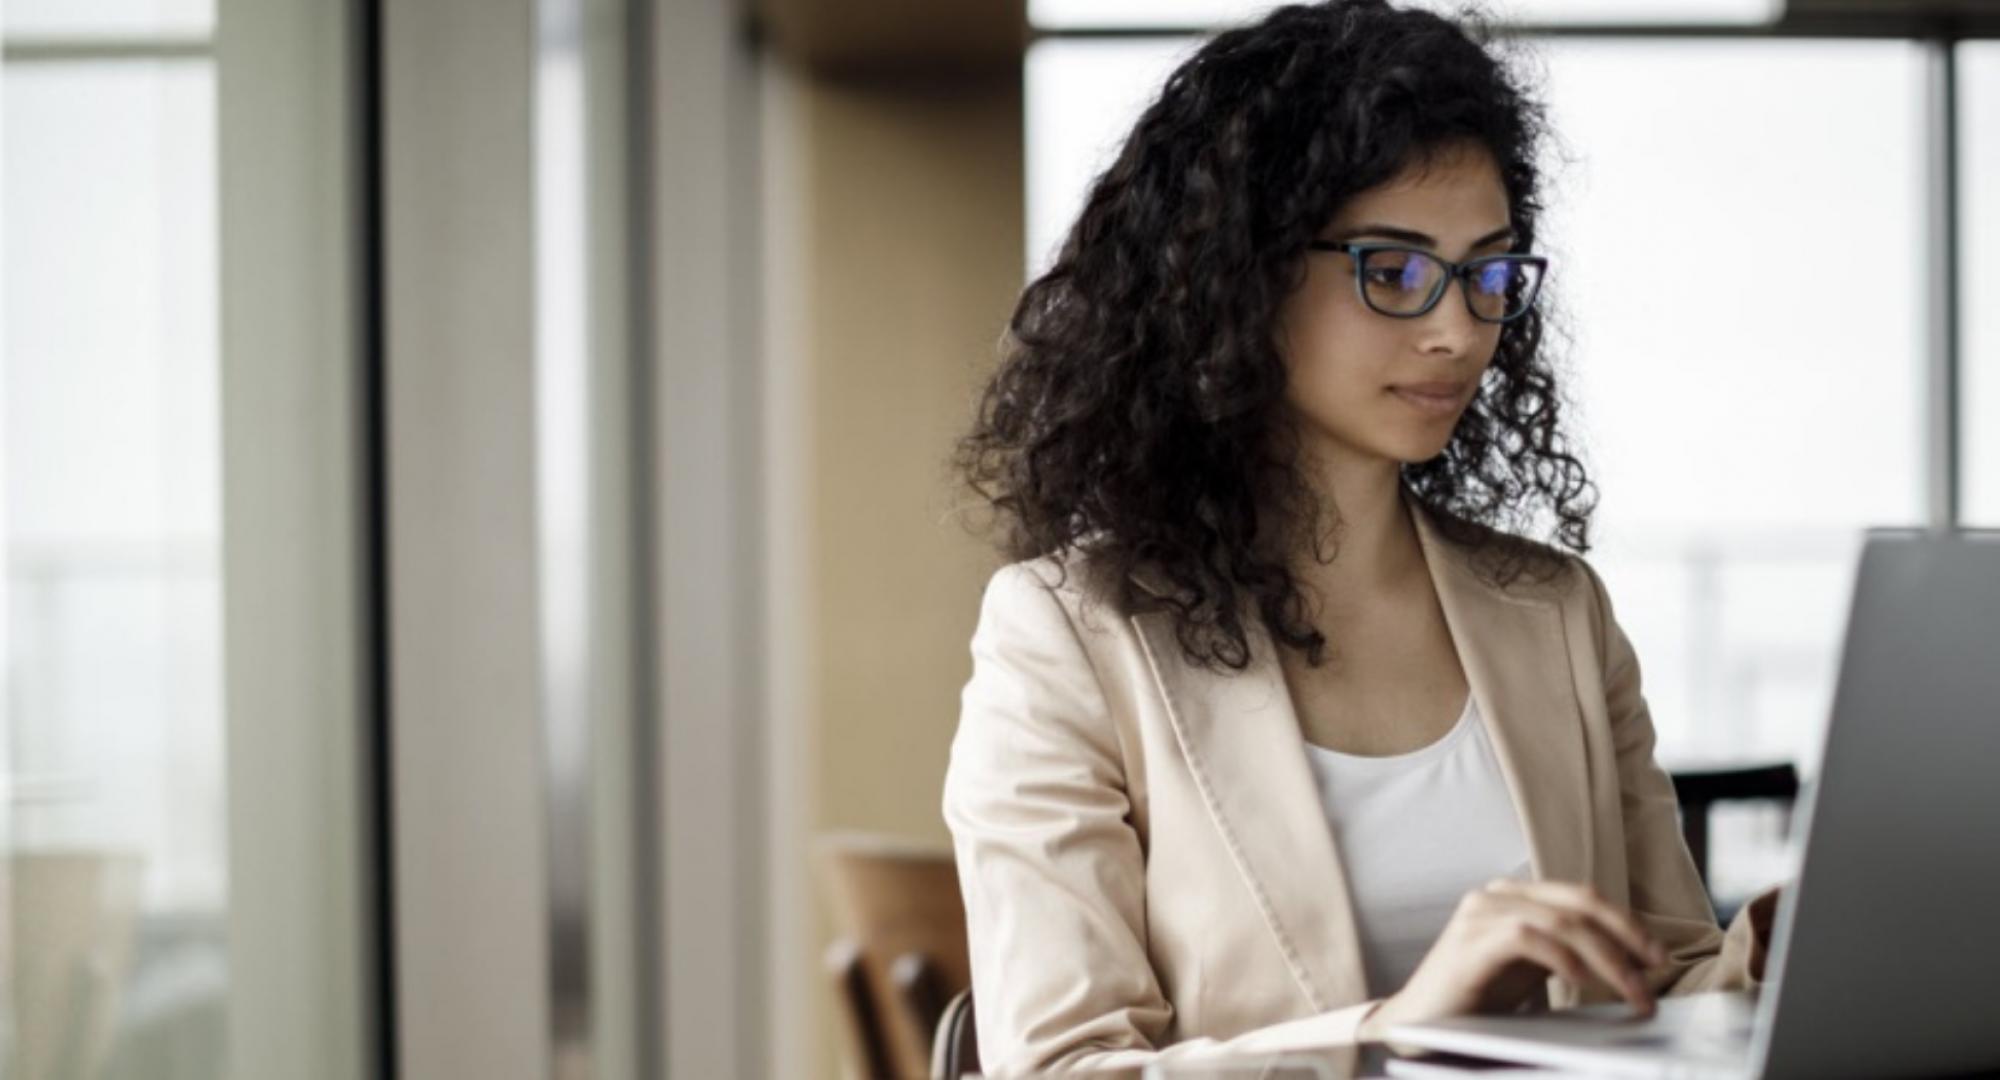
[1576,557,1771,997]
[943,564,1377,1076]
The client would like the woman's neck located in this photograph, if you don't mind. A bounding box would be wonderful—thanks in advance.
[1292,445,1426,607]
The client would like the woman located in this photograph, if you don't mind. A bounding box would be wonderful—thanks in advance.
[944,1,1776,1074]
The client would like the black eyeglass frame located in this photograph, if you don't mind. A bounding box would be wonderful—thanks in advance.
[1306,240,1550,324]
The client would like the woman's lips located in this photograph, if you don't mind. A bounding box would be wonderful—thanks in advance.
[1388,381,1470,417]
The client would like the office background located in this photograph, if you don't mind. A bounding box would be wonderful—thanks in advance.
[2,0,1996,1078]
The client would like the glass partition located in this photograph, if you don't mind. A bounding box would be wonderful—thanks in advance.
[1963,41,2000,527]
[3,2,370,1077]
[5,41,228,1080]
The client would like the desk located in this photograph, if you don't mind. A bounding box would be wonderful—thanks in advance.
[1006,1042,2000,1078]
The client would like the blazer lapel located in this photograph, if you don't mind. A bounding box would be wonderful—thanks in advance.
[1411,505,1594,888]
[1125,502,1594,1010]
[1131,598,1369,1012]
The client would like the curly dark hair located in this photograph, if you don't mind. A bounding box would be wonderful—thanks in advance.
[956,0,1595,670]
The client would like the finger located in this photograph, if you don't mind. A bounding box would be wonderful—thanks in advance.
[1749,886,1782,930]
[1486,880,1659,962]
[1486,880,1666,966]
[1511,910,1656,1016]
[1497,923,1653,1016]
[1494,922,1596,991]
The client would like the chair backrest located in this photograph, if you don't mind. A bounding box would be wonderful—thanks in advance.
[825,937,894,1079]
[930,988,979,1080]
[1669,762,1799,917]
[819,833,970,1079]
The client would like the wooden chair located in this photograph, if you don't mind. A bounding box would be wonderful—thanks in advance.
[820,833,970,1079]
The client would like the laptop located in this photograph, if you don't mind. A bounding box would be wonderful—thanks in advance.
[1383,528,2000,1080]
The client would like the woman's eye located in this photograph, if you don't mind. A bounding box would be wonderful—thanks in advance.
[1474,265,1517,293]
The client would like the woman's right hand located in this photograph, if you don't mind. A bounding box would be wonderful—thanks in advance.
[1356,879,1669,1042]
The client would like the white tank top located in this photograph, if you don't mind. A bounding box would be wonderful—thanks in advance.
[1300,694,1533,997]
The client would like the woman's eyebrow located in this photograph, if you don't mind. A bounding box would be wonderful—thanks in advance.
[1332,223,1517,249]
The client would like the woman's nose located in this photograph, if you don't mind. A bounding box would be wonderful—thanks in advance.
[1414,274,1486,353]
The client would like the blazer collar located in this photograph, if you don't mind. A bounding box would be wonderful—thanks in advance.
[1129,497,1592,1006]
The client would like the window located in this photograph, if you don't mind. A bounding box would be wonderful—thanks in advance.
[1026,0,1784,32]
[1533,39,1927,772]
[4,4,369,1076]
[5,36,227,1080]
[4,0,212,40]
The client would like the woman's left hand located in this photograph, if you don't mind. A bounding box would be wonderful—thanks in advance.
[1744,886,1782,981]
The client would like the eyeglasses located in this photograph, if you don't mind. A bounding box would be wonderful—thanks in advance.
[1306,240,1549,324]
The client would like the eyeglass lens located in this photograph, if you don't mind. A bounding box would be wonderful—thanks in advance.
[1361,249,1543,321]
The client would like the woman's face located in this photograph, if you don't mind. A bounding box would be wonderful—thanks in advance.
[1275,141,1514,469]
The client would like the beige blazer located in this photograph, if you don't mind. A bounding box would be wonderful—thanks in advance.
[942,502,1766,1075]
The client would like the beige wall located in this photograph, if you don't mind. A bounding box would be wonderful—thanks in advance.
[808,73,1021,836]
[763,62,1024,1076]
